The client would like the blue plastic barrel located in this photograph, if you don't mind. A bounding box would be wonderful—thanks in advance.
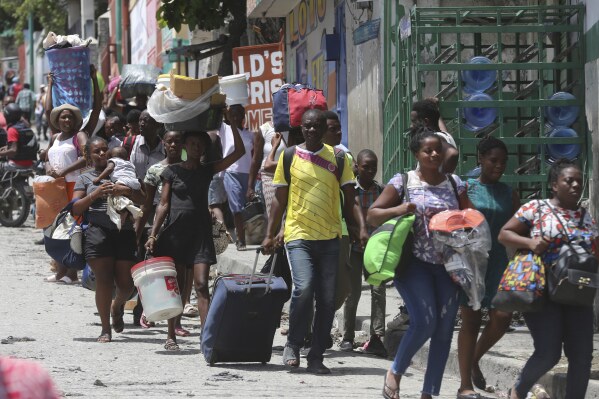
[545,92,579,127]
[461,56,496,93]
[545,127,581,162]
[463,93,498,131]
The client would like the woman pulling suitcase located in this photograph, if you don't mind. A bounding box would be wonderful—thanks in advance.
[145,108,245,351]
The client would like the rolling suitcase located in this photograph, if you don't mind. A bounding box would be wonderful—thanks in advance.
[201,248,288,365]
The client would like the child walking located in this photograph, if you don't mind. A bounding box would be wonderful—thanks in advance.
[340,149,387,357]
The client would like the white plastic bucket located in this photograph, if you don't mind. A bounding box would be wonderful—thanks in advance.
[131,257,182,322]
[157,74,170,89]
[219,74,249,106]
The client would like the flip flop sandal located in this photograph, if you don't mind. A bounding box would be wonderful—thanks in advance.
[56,276,74,284]
[175,327,190,337]
[97,333,112,343]
[383,375,400,399]
[111,305,125,333]
[282,345,300,368]
[140,313,155,329]
[164,339,180,351]
[471,368,486,390]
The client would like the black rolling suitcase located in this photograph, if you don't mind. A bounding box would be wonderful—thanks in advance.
[201,248,288,365]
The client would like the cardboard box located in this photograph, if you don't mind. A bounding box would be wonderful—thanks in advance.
[170,73,220,100]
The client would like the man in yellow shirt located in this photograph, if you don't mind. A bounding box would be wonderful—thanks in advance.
[262,109,368,374]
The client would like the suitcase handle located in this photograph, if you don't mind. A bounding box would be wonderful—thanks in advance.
[247,247,277,294]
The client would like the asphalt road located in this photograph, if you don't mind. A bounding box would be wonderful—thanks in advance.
[0,220,500,398]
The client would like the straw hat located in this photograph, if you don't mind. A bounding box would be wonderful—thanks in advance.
[50,104,83,132]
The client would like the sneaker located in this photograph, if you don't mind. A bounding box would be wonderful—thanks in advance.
[306,359,331,375]
[529,384,550,399]
[387,306,410,331]
[360,335,387,358]
[300,345,310,358]
[339,340,354,352]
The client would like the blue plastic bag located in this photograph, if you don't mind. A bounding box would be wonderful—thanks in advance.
[46,47,92,117]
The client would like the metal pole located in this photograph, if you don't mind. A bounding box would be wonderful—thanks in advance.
[28,12,34,88]
[116,0,122,69]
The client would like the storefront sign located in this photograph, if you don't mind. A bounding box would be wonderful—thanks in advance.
[233,43,284,131]
[289,0,327,48]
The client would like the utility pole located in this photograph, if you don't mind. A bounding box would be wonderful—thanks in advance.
[116,0,122,69]
[28,11,34,88]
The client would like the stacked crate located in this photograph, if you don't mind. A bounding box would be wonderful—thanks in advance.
[383,4,587,200]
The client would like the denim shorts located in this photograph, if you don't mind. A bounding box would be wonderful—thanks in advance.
[208,175,227,206]
[223,171,249,213]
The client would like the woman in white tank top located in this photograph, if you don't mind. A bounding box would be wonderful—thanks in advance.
[41,67,102,284]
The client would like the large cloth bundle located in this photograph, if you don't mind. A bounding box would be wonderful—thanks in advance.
[43,201,86,270]
[46,47,92,117]
[119,64,161,98]
[272,83,327,132]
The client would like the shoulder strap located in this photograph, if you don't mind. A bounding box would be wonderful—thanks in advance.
[333,147,345,182]
[123,135,137,160]
[72,135,81,157]
[400,173,410,203]
[283,145,296,184]
[446,174,459,201]
[579,207,587,228]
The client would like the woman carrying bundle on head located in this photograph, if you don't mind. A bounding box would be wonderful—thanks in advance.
[145,106,246,351]
[39,65,102,284]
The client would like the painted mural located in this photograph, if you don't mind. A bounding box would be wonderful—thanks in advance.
[286,0,337,108]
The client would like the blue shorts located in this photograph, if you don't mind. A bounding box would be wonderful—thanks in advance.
[208,175,227,206]
[223,171,249,213]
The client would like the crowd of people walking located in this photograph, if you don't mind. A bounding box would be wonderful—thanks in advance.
[0,65,597,399]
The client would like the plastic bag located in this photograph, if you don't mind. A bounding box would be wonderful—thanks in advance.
[32,176,68,229]
[430,210,492,310]
[147,84,220,123]
[119,64,161,98]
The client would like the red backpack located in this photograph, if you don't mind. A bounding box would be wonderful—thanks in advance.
[272,83,328,132]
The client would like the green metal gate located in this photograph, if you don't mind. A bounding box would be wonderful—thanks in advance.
[383,4,588,201]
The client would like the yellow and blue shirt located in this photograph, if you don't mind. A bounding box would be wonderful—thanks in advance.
[273,144,354,242]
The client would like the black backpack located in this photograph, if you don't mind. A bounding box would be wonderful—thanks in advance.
[7,121,38,161]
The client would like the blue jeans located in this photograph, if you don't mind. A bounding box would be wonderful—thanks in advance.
[285,238,340,362]
[392,258,460,396]
[515,301,593,399]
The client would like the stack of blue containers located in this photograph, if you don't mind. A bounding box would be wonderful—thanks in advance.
[544,92,581,163]
[461,56,498,131]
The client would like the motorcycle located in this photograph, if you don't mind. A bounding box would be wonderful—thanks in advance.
[0,165,34,227]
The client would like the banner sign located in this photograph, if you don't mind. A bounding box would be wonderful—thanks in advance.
[233,43,284,131]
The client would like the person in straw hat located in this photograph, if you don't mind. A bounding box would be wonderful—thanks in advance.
[39,65,102,284]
